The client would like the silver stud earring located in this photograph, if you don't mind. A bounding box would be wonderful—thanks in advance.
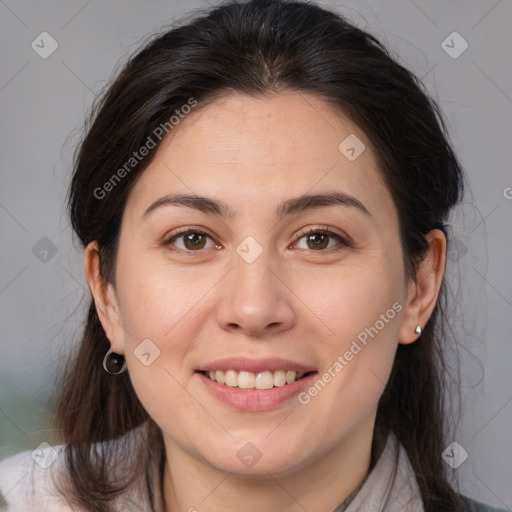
[415,325,422,336]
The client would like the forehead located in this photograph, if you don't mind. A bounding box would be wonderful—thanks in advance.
[123,91,397,226]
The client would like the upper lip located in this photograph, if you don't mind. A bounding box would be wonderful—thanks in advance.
[197,357,316,374]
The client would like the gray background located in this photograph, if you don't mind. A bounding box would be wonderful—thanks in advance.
[0,0,511,508]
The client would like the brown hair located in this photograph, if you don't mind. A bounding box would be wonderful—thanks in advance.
[53,1,465,510]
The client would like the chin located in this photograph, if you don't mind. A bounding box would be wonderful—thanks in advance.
[203,440,309,477]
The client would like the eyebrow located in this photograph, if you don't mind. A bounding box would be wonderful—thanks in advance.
[142,191,371,220]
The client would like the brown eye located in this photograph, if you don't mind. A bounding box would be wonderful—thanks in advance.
[164,229,217,251]
[294,228,350,252]
[182,232,207,250]
[305,232,329,250]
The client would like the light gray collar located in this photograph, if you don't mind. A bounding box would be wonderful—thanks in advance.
[335,433,424,512]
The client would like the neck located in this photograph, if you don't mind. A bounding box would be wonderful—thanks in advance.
[162,414,375,512]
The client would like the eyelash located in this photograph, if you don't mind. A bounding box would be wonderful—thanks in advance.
[162,225,352,254]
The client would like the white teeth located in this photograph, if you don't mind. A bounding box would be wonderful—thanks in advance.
[203,369,307,389]
[255,371,274,390]
[238,371,255,389]
[273,370,287,387]
[286,370,297,384]
[225,370,238,387]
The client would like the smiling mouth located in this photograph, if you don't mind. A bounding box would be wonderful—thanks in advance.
[199,369,316,390]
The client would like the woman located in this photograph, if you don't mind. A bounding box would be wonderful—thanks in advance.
[0,1,505,511]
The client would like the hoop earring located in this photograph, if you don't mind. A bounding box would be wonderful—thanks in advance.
[103,348,127,374]
[415,325,422,336]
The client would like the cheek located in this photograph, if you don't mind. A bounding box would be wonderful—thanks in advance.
[293,252,403,349]
[296,257,403,415]
[328,279,402,352]
[115,250,214,345]
[116,275,204,436]
[113,246,245,422]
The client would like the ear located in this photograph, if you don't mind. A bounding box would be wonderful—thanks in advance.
[398,229,447,345]
[84,241,126,353]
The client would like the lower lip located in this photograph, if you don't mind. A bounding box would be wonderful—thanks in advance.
[196,372,317,411]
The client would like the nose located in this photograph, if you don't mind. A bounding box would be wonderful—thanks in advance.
[214,249,295,338]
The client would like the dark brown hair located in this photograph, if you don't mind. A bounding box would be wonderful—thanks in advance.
[53,1,465,510]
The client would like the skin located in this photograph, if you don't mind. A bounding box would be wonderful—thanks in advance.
[85,91,446,512]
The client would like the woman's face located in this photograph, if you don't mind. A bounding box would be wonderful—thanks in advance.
[92,92,425,476]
